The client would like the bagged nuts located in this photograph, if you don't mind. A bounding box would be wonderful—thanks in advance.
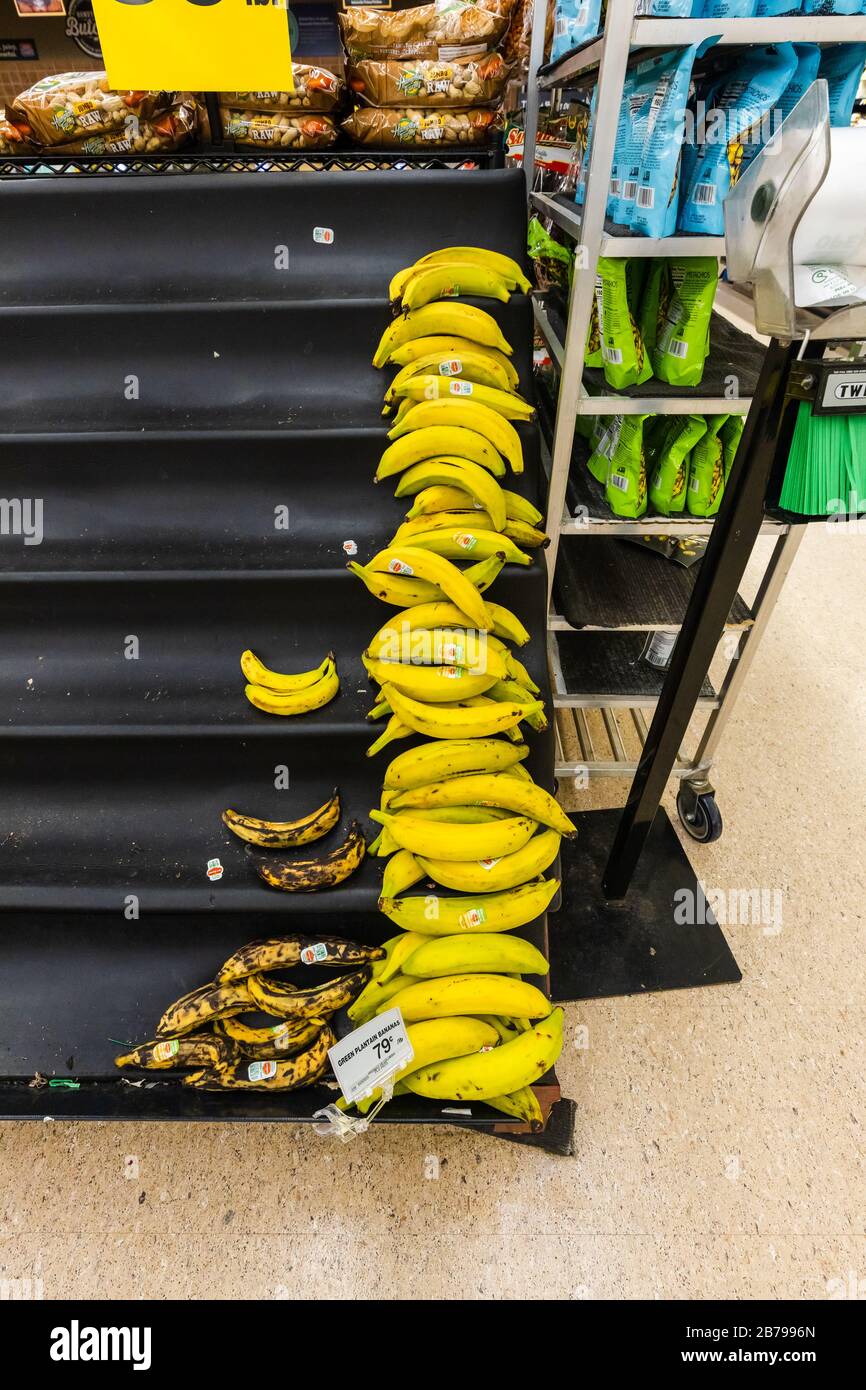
[341,106,496,147]
[339,3,510,61]
[348,53,510,108]
[222,65,344,115]
[10,71,173,148]
[221,109,338,150]
[50,101,198,155]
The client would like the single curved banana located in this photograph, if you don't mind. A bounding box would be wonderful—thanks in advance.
[250,821,366,892]
[365,625,508,679]
[502,518,549,549]
[390,772,575,837]
[366,547,491,631]
[363,657,497,705]
[389,248,531,302]
[406,484,540,526]
[349,553,504,610]
[376,427,505,481]
[388,335,519,388]
[371,808,538,863]
[483,600,531,647]
[482,1087,545,1128]
[399,263,512,312]
[402,806,512,825]
[247,966,371,1021]
[384,349,515,406]
[245,660,339,717]
[356,1015,499,1113]
[373,303,512,368]
[157,979,255,1038]
[382,973,551,1024]
[382,682,541,742]
[485,679,547,732]
[221,789,340,849]
[216,934,385,983]
[381,848,426,897]
[215,1016,324,1060]
[388,400,523,476]
[415,826,560,894]
[486,639,539,692]
[403,1007,562,1101]
[373,822,401,857]
[366,714,411,758]
[115,1033,237,1070]
[347,970,419,1026]
[392,511,496,544]
[394,375,535,422]
[401,528,531,566]
[392,457,507,531]
[403,933,548,978]
[376,930,428,985]
[184,1026,335,1091]
[383,737,528,790]
[239,649,334,693]
[378,877,559,935]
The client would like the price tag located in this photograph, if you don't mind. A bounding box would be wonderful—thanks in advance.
[91,0,294,92]
[327,1008,413,1106]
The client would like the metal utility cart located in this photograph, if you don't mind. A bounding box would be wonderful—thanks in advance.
[518,3,863,839]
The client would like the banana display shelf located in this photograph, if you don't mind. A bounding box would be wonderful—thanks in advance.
[0,169,571,1142]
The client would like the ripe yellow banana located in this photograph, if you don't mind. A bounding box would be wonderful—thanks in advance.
[402,527,531,566]
[485,679,547,732]
[403,933,548,978]
[390,773,575,837]
[157,980,255,1038]
[403,1007,562,1100]
[378,877,560,935]
[250,821,366,892]
[216,934,384,983]
[371,807,538,863]
[381,847,426,896]
[502,518,549,549]
[482,1087,545,1127]
[486,638,539,692]
[415,826,560,894]
[376,426,506,480]
[387,335,519,388]
[247,966,371,1020]
[394,375,535,422]
[393,457,507,531]
[347,970,418,1025]
[388,399,523,476]
[366,714,411,758]
[244,659,339,716]
[115,1033,237,1070]
[383,973,550,1023]
[373,302,512,367]
[366,546,491,630]
[363,657,497,704]
[483,600,531,647]
[185,1025,334,1091]
[376,930,428,984]
[365,624,508,678]
[400,263,512,312]
[355,1015,499,1113]
[383,737,528,790]
[221,789,340,849]
[382,682,541,741]
[239,649,334,693]
[350,553,504,610]
[384,349,515,406]
[389,248,531,301]
[406,484,542,527]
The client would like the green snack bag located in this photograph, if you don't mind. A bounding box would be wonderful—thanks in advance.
[585,293,602,368]
[587,415,620,484]
[652,257,718,388]
[687,414,728,516]
[527,216,574,295]
[637,260,669,362]
[720,415,745,481]
[595,257,653,390]
[648,414,707,515]
[605,415,649,518]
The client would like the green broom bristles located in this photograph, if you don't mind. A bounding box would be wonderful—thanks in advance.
[779,400,866,517]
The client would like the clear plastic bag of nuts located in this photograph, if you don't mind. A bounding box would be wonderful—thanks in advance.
[341,106,496,146]
[221,66,344,115]
[348,53,511,108]
[339,3,510,61]
[221,109,339,150]
[50,100,199,155]
[9,71,173,148]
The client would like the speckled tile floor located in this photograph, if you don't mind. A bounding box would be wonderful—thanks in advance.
[1,526,864,1301]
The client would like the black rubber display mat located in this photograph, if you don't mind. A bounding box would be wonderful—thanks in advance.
[548,808,742,1000]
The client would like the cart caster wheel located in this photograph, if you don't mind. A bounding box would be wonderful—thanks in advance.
[677,788,723,843]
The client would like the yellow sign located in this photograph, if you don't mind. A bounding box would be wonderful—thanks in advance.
[91,0,294,92]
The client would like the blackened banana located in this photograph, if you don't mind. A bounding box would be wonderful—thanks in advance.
[156,979,256,1038]
[114,1033,237,1070]
[184,1025,335,1091]
[250,821,366,893]
[246,965,371,1021]
[215,1015,325,1060]
[216,934,385,983]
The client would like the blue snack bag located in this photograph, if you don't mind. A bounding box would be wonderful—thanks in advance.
[551,0,603,65]
[608,73,636,225]
[631,45,699,239]
[680,44,799,236]
[634,0,693,14]
[737,44,820,177]
[755,0,803,12]
[618,53,669,229]
[819,44,866,126]
[802,0,860,13]
[697,0,757,15]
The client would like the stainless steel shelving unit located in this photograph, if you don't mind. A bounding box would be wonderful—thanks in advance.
[519,0,841,835]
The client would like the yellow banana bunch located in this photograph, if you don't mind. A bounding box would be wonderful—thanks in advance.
[376,426,506,480]
[353,1015,499,1113]
[383,349,516,407]
[370,807,538,863]
[392,456,507,530]
[402,933,549,978]
[389,772,576,837]
[387,335,518,388]
[383,737,528,789]
[381,682,541,742]
[373,303,512,368]
[365,547,491,630]
[403,1008,563,1101]
[221,789,340,849]
[363,657,497,704]
[389,248,531,303]
[245,655,339,717]
[378,877,560,935]
[393,375,535,422]
[399,528,531,566]
[392,513,547,552]
[382,973,550,1023]
[240,649,334,692]
[365,624,508,678]
[388,399,523,476]
[399,263,512,312]
[415,826,561,894]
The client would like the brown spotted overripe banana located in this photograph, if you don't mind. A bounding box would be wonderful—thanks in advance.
[221,790,340,849]
[184,1025,335,1091]
[156,980,256,1038]
[250,821,366,892]
[216,934,384,983]
[115,1033,237,1070]
[246,966,372,1021]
